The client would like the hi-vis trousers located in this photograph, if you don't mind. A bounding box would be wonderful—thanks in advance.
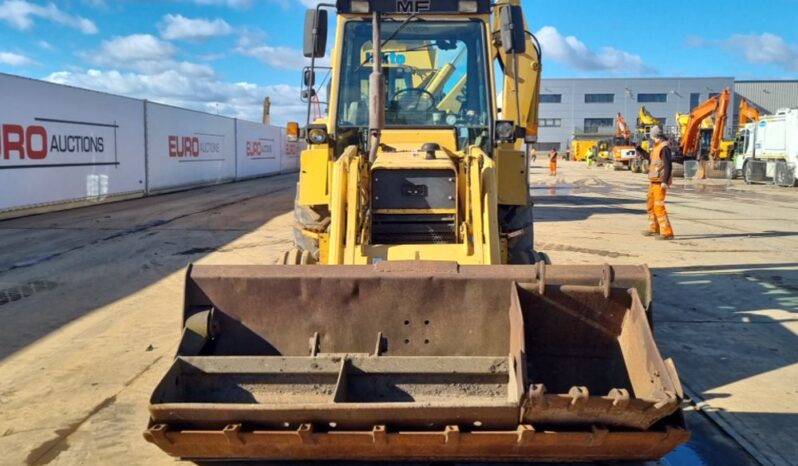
[647,182,674,237]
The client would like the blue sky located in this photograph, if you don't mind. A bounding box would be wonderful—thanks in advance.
[1,0,796,124]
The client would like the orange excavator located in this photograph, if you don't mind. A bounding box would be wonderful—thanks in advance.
[739,98,761,129]
[680,87,730,161]
[680,87,731,178]
[610,112,638,170]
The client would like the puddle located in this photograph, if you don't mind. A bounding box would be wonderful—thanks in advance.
[530,179,621,197]
[660,442,710,466]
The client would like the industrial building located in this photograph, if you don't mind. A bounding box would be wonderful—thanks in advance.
[535,77,798,153]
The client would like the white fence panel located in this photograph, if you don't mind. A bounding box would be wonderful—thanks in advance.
[280,133,301,173]
[235,120,282,180]
[146,103,236,192]
[0,73,146,214]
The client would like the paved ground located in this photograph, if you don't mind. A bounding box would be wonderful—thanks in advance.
[0,162,796,466]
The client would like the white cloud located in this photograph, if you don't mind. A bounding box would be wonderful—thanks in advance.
[237,44,309,70]
[37,40,53,50]
[159,14,233,41]
[89,34,176,65]
[722,33,798,72]
[45,68,305,124]
[0,51,37,66]
[0,0,97,34]
[82,33,220,79]
[190,0,253,8]
[535,26,655,75]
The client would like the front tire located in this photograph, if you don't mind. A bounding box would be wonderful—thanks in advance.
[743,161,755,185]
[292,184,330,261]
[774,161,798,187]
[500,205,536,265]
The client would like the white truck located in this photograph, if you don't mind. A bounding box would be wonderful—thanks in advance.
[735,108,798,187]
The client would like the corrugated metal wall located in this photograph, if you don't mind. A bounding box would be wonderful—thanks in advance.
[734,81,798,117]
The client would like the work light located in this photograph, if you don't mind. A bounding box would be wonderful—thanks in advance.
[495,120,515,142]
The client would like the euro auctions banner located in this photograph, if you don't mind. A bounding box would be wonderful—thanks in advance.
[0,73,146,212]
[235,119,282,180]
[146,102,236,193]
[281,133,301,173]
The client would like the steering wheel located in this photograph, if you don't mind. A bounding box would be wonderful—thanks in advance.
[392,88,436,112]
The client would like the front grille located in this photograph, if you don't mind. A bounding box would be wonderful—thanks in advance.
[372,214,456,244]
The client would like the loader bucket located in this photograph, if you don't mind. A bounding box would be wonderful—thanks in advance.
[145,262,688,462]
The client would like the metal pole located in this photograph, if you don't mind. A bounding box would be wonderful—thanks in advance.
[368,11,385,164]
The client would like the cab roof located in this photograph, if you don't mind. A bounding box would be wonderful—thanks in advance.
[336,0,491,15]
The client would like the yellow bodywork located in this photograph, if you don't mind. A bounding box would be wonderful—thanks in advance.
[570,139,598,161]
[323,141,500,265]
[296,6,536,266]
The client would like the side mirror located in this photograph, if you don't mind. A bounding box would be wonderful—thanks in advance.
[303,9,328,58]
[303,69,316,87]
[499,5,526,54]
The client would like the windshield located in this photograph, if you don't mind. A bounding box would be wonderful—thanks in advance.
[336,20,491,131]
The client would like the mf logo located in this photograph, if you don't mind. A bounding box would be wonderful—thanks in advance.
[396,0,430,13]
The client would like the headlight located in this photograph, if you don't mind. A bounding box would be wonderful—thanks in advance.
[495,120,515,142]
[307,126,328,145]
[351,1,369,13]
[458,1,478,12]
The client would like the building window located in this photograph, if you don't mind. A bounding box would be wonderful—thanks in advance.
[584,93,614,104]
[690,93,700,109]
[584,118,614,132]
[539,118,562,128]
[540,94,562,103]
[637,93,667,103]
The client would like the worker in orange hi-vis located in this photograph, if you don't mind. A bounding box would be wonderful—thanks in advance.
[637,126,674,240]
[548,148,558,176]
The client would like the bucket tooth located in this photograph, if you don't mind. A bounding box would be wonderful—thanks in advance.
[223,424,244,446]
[608,388,631,409]
[444,425,461,446]
[568,386,589,410]
[516,424,535,445]
[296,424,314,445]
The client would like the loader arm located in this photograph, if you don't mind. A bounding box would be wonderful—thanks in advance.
[492,0,541,140]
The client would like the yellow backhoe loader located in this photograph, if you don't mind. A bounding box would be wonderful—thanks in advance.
[144,1,688,462]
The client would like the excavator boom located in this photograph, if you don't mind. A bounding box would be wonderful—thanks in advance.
[616,112,632,141]
[680,94,720,156]
[739,98,761,129]
[710,88,731,159]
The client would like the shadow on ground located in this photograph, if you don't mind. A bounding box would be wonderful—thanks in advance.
[653,263,798,466]
[0,175,297,361]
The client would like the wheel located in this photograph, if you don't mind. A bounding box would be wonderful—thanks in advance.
[641,159,650,173]
[292,185,330,261]
[630,160,641,173]
[774,161,798,187]
[500,205,535,265]
[280,248,316,265]
[743,161,755,185]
